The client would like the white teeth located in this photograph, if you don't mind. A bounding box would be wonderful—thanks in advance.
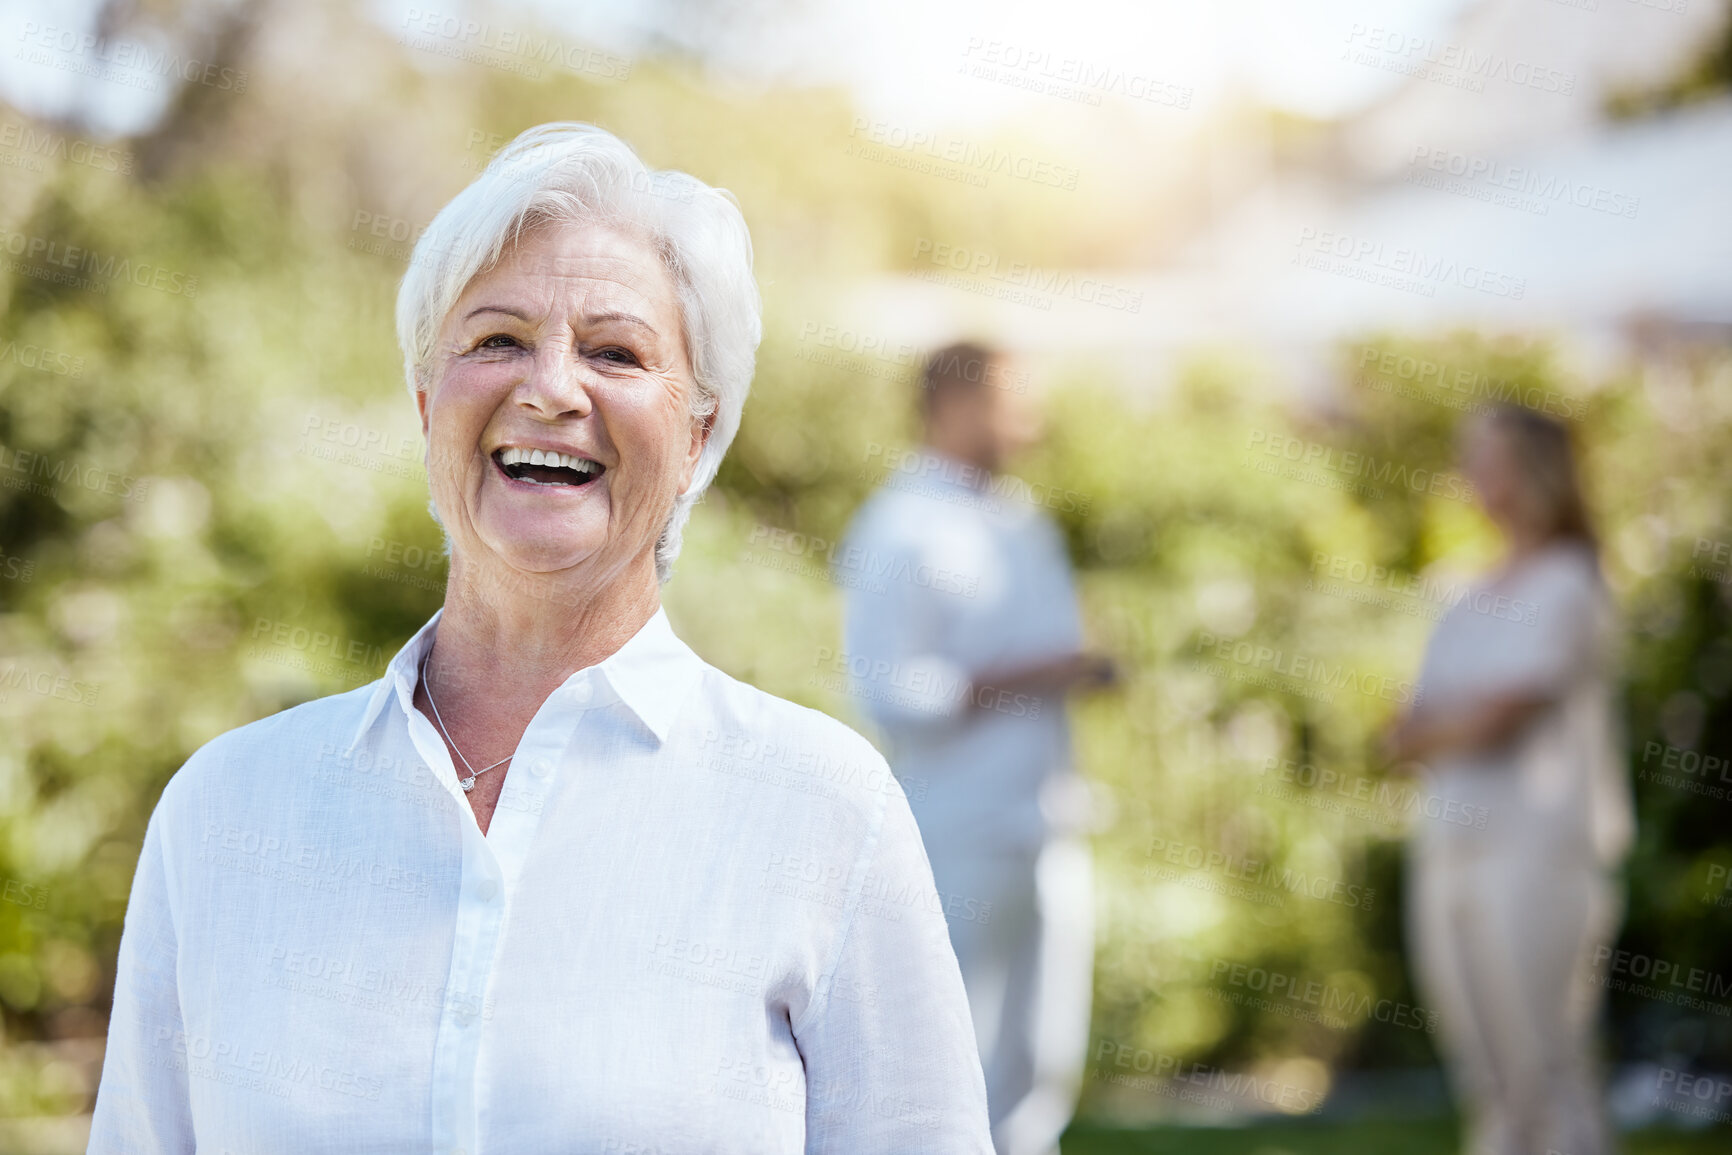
[498,447,599,473]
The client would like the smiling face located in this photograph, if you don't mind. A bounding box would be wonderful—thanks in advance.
[418,219,707,590]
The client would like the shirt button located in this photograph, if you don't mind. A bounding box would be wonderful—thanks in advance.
[571,681,592,705]
[453,1008,474,1028]
[531,757,553,778]
[475,878,498,901]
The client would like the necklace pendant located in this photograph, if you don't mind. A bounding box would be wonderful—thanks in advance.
[459,776,476,793]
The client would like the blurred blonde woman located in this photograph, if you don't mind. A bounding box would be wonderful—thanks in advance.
[1386,404,1634,1155]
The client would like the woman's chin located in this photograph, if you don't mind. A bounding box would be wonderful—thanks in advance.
[472,518,611,580]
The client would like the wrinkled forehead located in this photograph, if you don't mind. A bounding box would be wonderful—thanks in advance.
[452,218,681,326]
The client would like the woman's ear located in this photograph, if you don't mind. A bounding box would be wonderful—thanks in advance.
[680,406,718,494]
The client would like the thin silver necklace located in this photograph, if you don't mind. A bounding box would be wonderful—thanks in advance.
[420,650,511,793]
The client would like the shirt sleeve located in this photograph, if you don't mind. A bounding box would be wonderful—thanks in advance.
[795,786,993,1153]
[88,804,195,1153]
[1034,514,1086,654]
[839,519,973,733]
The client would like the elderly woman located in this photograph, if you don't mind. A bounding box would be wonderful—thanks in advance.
[90,124,991,1152]
[1385,404,1633,1155]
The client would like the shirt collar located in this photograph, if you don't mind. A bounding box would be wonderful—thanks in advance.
[590,606,703,744]
[346,605,700,754]
[347,609,443,754]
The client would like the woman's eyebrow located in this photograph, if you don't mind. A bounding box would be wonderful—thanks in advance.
[584,310,656,334]
[463,305,536,323]
[461,305,658,334]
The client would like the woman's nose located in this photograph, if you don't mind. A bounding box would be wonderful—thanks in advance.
[514,349,595,418]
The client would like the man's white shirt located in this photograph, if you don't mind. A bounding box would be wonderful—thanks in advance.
[90,606,991,1154]
[839,449,1089,858]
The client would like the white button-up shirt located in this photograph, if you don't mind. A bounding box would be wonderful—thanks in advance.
[839,449,1089,859]
[90,607,991,1153]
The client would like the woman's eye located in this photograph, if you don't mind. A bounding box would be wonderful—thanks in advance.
[597,347,641,366]
[477,334,520,350]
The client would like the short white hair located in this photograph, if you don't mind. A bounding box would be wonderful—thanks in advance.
[396,122,762,581]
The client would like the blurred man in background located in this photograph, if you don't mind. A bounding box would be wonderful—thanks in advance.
[839,342,1115,1155]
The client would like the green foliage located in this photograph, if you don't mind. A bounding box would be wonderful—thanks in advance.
[1060,1120,1728,1155]
[1607,12,1732,119]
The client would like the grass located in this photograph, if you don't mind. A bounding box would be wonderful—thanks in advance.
[1059,1120,1729,1154]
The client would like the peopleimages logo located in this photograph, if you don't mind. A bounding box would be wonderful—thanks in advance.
[1144,835,1377,911]
[1091,1042,1324,1113]
[744,524,980,597]
[0,443,148,502]
[0,663,100,707]
[1406,146,1639,220]
[1294,228,1526,299]
[1246,430,1477,504]
[1653,1068,1732,1125]
[0,337,84,378]
[0,120,133,174]
[1341,24,1575,95]
[1258,757,1489,830]
[0,228,198,298]
[398,9,632,80]
[958,39,1194,110]
[16,21,249,93]
[1354,345,1588,421]
[1590,946,1732,1016]
[1195,631,1423,707]
[1691,537,1732,585]
[911,238,1144,313]
[847,119,1080,191]
[865,443,1092,514]
[1308,550,1538,626]
[1208,958,1439,1033]
[810,647,1044,720]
